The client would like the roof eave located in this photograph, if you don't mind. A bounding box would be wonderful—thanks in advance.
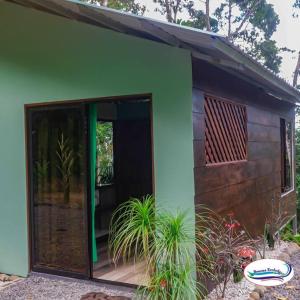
[213,38,300,103]
[4,0,300,103]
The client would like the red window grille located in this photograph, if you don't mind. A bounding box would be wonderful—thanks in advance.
[204,95,247,165]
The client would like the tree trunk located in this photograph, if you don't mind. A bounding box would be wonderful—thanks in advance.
[228,0,232,37]
[205,0,211,31]
[293,51,300,88]
[165,0,174,23]
[229,0,262,40]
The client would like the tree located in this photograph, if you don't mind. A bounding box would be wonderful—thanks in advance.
[293,1,300,88]
[81,0,146,15]
[205,0,211,31]
[293,52,300,88]
[183,1,219,32]
[153,0,190,23]
[182,0,283,74]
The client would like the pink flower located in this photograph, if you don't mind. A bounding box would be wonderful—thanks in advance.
[218,258,225,265]
[225,220,241,230]
[160,279,167,288]
[203,247,209,254]
[237,247,256,259]
[241,261,249,270]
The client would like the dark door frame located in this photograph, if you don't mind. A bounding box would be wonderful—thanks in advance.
[24,93,154,285]
[25,102,91,279]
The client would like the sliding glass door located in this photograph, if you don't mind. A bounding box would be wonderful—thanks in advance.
[27,104,90,277]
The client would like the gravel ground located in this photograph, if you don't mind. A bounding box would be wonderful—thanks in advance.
[0,241,297,300]
[206,241,290,300]
[0,273,134,300]
[263,251,300,300]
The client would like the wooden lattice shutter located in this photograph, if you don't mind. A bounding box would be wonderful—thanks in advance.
[204,95,247,165]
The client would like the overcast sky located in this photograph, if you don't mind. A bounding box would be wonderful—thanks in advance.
[271,0,300,82]
[141,0,300,83]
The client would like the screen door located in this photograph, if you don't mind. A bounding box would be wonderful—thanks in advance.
[27,104,90,278]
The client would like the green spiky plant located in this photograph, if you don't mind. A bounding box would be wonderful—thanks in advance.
[109,195,156,272]
[109,196,212,299]
[56,133,74,204]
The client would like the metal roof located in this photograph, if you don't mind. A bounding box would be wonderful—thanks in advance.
[6,0,300,103]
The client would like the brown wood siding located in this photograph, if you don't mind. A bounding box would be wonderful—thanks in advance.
[193,59,297,236]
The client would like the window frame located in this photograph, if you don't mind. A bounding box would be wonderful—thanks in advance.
[280,118,295,197]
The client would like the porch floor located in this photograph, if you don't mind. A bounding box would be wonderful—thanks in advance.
[93,260,148,286]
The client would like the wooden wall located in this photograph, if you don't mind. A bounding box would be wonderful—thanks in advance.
[193,59,296,235]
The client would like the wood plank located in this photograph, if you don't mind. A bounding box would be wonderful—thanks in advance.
[194,158,280,195]
[192,88,205,113]
[247,106,279,128]
[192,59,295,119]
[205,99,229,162]
[195,179,256,213]
[248,141,280,161]
[255,172,281,194]
[204,95,247,163]
[248,123,281,142]
[214,100,238,160]
[193,112,204,140]
[193,140,205,168]
[95,261,148,286]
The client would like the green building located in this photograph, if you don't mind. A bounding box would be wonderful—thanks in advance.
[0,0,298,287]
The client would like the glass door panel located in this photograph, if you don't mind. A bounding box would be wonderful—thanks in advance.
[28,104,90,277]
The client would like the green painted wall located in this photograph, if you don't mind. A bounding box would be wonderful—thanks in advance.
[0,2,194,277]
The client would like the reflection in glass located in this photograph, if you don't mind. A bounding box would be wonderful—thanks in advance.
[96,121,114,186]
[31,107,87,274]
[284,121,292,191]
[281,119,293,193]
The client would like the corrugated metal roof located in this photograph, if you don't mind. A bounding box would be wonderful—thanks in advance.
[6,0,300,103]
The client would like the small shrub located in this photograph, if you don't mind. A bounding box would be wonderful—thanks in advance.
[281,222,300,246]
[196,211,256,298]
[233,268,243,283]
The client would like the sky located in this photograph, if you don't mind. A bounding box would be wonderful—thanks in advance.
[271,0,300,82]
[139,0,300,84]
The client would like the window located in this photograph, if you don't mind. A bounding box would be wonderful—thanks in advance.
[280,119,293,193]
[96,121,114,185]
[204,95,247,165]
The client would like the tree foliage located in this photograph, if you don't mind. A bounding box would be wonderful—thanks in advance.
[182,1,219,32]
[293,2,300,87]
[153,0,188,23]
[81,0,146,15]
[183,0,282,73]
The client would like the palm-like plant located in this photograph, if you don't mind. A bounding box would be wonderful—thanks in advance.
[56,133,74,203]
[109,196,211,299]
[109,195,156,268]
